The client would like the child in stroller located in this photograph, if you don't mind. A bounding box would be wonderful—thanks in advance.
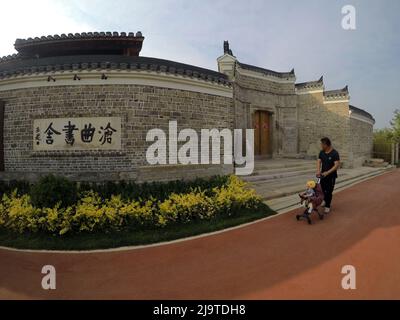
[296,179,325,225]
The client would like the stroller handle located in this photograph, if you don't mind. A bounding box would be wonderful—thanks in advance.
[316,174,324,184]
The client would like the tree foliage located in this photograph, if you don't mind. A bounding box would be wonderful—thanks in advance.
[390,109,400,142]
[374,109,400,143]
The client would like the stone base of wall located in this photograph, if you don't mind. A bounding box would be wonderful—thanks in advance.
[0,164,234,183]
[352,156,368,168]
[345,153,370,169]
[0,171,138,183]
[136,164,234,183]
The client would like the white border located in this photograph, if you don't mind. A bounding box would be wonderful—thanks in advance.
[323,99,349,104]
[296,89,324,95]
[350,111,375,125]
[236,66,296,84]
[0,70,233,98]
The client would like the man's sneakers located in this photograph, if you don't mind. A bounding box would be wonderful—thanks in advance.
[324,207,331,214]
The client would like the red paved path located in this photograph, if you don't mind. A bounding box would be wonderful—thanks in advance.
[1,170,400,300]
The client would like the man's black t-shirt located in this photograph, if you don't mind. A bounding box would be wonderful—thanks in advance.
[319,149,340,179]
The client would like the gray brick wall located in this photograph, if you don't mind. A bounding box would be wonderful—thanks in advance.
[297,92,351,163]
[0,85,234,181]
[350,117,374,167]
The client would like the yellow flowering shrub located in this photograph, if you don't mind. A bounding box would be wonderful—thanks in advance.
[112,196,154,226]
[213,176,262,214]
[0,192,42,233]
[40,205,74,235]
[0,176,263,235]
[159,189,215,224]
[0,192,74,234]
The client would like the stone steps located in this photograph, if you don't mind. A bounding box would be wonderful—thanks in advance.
[252,172,326,189]
[245,159,320,196]
[244,168,316,183]
[253,160,315,171]
[251,164,316,176]
[364,158,389,168]
[245,159,394,207]
[251,173,328,200]
[264,166,394,213]
[248,164,394,201]
[245,159,316,184]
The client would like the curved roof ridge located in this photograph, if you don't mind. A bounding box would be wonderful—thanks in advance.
[324,85,349,96]
[14,32,145,59]
[349,105,375,121]
[0,55,231,86]
[15,31,143,46]
[295,76,324,89]
[0,53,20,63]
[237,61,295,79]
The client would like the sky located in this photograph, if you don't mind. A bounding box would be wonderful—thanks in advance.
[0,0,399,128]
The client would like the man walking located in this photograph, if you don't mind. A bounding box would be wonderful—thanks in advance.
[317,137,340,213]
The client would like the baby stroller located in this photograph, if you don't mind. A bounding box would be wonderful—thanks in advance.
[296,178,325,225]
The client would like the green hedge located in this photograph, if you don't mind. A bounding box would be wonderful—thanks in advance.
[0,174,230,208]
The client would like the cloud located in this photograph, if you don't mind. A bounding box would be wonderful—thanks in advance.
[0,0,92,56]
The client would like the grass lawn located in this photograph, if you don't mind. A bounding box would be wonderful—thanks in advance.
[0,204,276,251]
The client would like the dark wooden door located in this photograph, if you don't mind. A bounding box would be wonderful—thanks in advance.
[253,110,271,156]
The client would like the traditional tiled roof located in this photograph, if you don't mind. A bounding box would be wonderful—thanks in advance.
[14,31,143,47]
[323,86,349,100]
[0,53,20,63]
[14,32,145,58]
[237,61,295,79]
[324,86,349,97]
[349,105,375,122]
[3,32,144,62]
[0,55,231,85]
[0,32,230,85]
[295,76,324,90]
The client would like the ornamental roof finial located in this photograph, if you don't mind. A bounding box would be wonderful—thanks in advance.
[223,41,233,56]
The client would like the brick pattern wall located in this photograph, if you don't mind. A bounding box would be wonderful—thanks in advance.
[297,92,351,164]
[0,85,233,181]
[234,72,298,155]
[350,117,374,167]
[235,72,295,95]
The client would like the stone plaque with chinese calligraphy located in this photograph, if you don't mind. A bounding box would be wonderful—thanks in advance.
[33,117,122,151]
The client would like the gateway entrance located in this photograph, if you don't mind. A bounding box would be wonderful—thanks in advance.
[253,110,272,157]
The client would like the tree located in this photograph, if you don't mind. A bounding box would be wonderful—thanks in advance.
[373,128,393,146]
[373,128,393,162]
[390,109,400,142]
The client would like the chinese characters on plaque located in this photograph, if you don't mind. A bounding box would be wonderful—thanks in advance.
[33,117,122,151]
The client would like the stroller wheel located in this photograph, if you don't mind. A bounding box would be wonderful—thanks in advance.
[318,212,324,220]
[307,216,312,225]
[296,215,300,221]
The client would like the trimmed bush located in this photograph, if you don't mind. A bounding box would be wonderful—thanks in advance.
[30,175,77,208]
[0,180,31,197]
[78,175,229,201]
[0,175,229,204]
